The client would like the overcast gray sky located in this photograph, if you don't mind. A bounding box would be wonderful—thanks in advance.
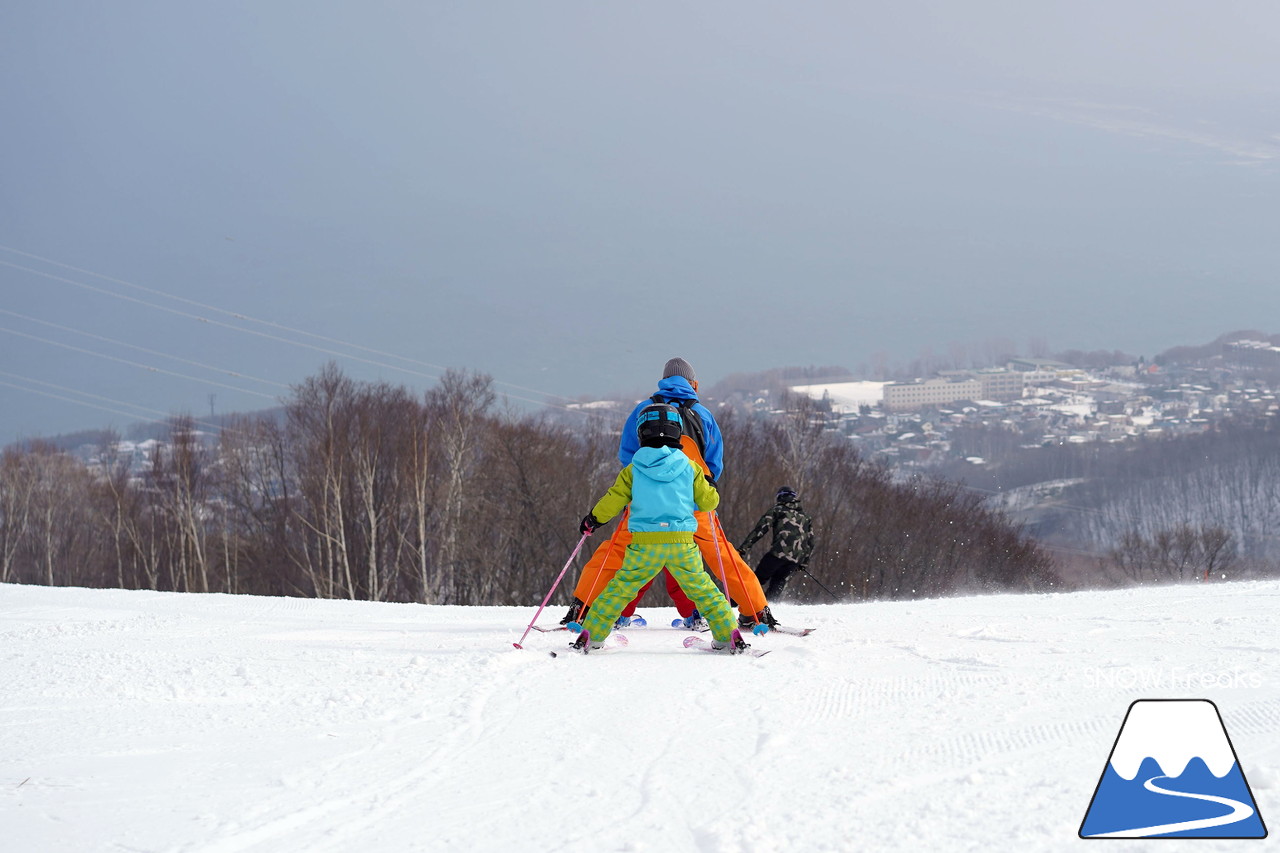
[3,1,1280,444]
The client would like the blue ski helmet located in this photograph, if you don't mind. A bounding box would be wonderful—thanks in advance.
[636,402,683,448]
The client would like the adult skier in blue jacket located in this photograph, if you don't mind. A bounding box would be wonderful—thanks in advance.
[564,358,778,632]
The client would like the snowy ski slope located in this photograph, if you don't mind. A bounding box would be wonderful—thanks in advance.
[3,581,1278,852]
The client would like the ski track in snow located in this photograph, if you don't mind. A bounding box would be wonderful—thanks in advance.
[2,581,1278,852]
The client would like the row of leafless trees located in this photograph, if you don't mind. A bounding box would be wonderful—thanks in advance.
[0,365,1058,604]
[1106,524,1237,583]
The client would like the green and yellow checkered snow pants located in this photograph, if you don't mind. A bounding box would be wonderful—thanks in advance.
[579,541,735,644]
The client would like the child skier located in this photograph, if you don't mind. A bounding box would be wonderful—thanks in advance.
[570,401,747,654]
[561,357,778,632]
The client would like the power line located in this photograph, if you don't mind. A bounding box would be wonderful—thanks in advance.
[2,257,579,413]
[0,371,259,439]
[0,243,608,441]
[0,245,459,372]
[0,309,291,391]
[0,245,579,404]
[0,377,161,425]
[0,378,220,435]
[0,258,447,379]
[0,325,279,400]
[2,369,157,417]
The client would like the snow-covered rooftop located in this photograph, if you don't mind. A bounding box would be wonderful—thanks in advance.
[789,380,888,413]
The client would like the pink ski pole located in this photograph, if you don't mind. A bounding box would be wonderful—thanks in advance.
[513,531,591,649]
[707,511,732,597]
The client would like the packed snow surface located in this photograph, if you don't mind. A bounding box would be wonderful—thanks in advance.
[3,581,1278,852]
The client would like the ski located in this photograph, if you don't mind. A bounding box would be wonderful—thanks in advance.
[769,625,816,637]
[537,614,648,632]
[549,631,629,657]
[695,623,815,637]
[682,635,771,658]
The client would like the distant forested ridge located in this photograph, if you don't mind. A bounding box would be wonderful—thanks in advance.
[945,418,1280,581]
[1,365,1057,604]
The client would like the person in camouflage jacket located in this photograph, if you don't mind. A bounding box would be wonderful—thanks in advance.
[737,486,814,599]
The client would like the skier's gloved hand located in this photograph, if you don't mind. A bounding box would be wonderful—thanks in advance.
[580,514,601,535]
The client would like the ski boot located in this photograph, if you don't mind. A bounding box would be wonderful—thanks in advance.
[570,627,604,653]
[738,605,778,636]
[559,598,585,626]
[712,629,751,655]
[614,616,632,629]
[679,609,708,631]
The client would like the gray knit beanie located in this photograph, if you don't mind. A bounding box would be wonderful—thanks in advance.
[662,357,696,382]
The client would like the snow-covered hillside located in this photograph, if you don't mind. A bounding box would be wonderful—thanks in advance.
[3,581,1277,852]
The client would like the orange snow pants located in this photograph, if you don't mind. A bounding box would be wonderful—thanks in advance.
[572,508,770,620]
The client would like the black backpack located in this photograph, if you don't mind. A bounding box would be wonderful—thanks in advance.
[650,393,707,458]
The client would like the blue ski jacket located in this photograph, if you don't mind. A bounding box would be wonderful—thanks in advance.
[590,446,720,543]
[618,376,725,482]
